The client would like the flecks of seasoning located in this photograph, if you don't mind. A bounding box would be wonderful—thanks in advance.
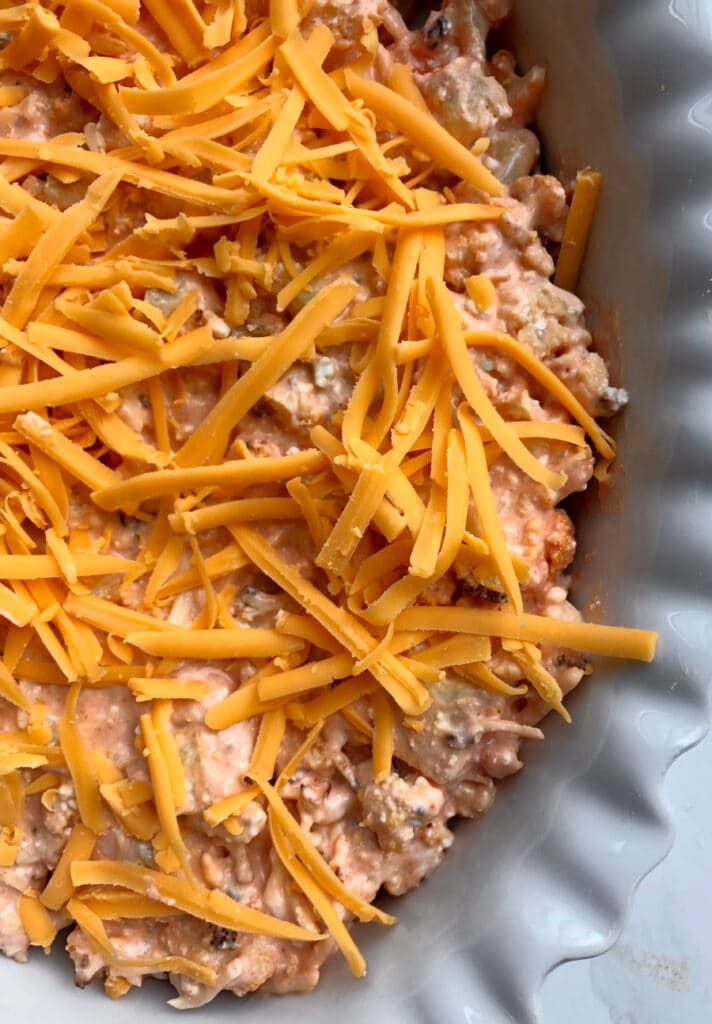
[555,652,591,672]
[614,944,689,992]
[424,15,449,49]
[469,583,507,604]
[209,925,239,951]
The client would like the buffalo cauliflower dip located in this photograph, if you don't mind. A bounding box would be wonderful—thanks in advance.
[0,0,655,1008]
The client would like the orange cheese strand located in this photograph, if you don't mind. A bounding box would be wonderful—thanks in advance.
[248,706,287,781]
[269,0,300,39]
[554,170,602,292]
[2,170,121,329]
[70,860,324,942]
[371,689,394,782]
[458,408,522,616]
[395,607,657,662]
[0,325,216,415]
[174,282,356,466]
[0,139,246,209]
[140,711,195,887]
[92,450,327,511]
[18,890,56,951]
[344,70,505,197]
[126,628,303,660]
[40,823,97,911]
[317,351,445,575]
[14,411,120,492]
[0,660,30,710]
[66,898,218,986]
[427,278,565,491]
[141,0,206,66]
[357,429,469,627]
[365,227,423,446]
[464,328,615,460]
[252,23,332,181]
[232,525,430,717]
[250,776,394,927]
[269,815,366,977]
[56,685,106,836]
[257,653,355,702]
[120,29,276,114]
[286,675,376,727]
[204,785,261,827]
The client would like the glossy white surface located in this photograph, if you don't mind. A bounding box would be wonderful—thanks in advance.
[2,1,711,1020]
[542,732,712,1024]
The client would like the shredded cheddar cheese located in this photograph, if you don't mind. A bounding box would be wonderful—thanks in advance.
[18,890,56,951]
[555,169,602,292]
[249,775,394,927]
[0,0,656,1002]
[269,813,366,976]
[70,859,323,941]
[65,897,218,985]
[40,823,97,911]
[56,684,106,835]
[140,710,195,886]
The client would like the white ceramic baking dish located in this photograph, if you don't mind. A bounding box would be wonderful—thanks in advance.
[2,1,710,1020]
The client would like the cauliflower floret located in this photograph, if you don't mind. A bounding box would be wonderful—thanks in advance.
[361,773,445,851]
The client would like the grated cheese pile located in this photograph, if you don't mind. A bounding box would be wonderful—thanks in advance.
[0,0,656,1000]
